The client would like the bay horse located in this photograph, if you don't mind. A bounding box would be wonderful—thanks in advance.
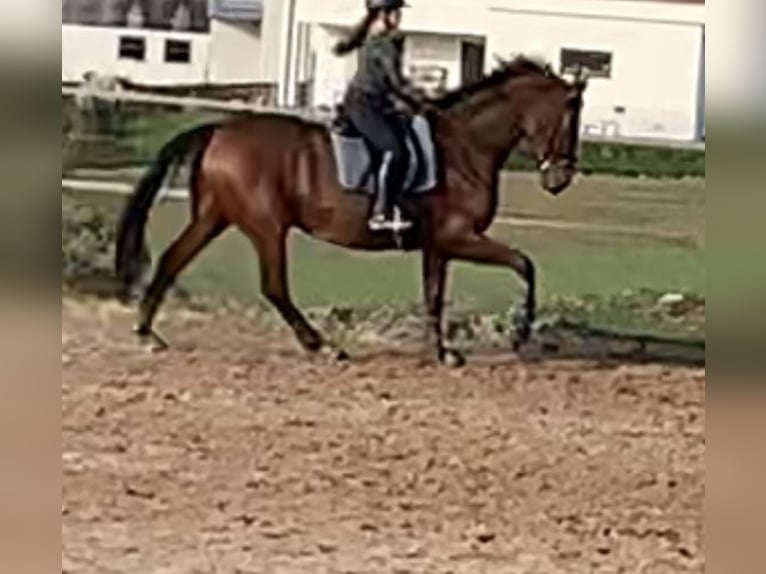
[116,57,586,366]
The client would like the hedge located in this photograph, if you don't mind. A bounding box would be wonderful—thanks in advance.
[64,96,704,179]
[505,140,705,179]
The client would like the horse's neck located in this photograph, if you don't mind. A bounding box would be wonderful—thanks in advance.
[447,94,523,171]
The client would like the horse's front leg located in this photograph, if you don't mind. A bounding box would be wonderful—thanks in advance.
[422,248,465,367]
[437,233,536,350]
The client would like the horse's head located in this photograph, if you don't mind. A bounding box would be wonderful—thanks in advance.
[518,65,587,195]
[437,57,587,195]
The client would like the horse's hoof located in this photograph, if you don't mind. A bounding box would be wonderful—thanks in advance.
[440,348,466,368]
[330,347,350,362]
[512,320,533,352]
[335,348,351,361]
[512,333,530,352]
[134,326,169,353]
[314,344,350,363]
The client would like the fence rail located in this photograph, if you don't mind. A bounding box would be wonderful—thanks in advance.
[62,177,697,244]
[61,85,325,119]
[62,85,705,152]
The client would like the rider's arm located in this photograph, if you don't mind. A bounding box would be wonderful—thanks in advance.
[378,35,428,111]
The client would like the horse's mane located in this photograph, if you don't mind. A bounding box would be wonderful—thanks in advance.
[435,55,552,109]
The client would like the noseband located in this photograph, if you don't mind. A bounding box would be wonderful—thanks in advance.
[538,156,574,173]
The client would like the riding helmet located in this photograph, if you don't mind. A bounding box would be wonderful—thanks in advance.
[366,0,407,11]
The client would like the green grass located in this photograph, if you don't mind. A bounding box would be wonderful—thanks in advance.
[63,99,705,340]
[145,224,702,312]
[125,107,223,164]
[69,172,704,338]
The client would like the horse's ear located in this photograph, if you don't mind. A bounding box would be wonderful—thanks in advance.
[492,53,509,68]
[572,65,589,91]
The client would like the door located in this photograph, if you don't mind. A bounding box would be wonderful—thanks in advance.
[461,41,485,85]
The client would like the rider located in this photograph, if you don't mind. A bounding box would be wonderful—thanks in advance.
[334,0,426,231]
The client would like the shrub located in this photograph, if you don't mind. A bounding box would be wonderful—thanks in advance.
[506,140,704,179]
[62,195,119,293]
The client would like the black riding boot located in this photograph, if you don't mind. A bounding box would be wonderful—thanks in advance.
[369,151,412,232]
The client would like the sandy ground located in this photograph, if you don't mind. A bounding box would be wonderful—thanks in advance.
[62,297,704,574]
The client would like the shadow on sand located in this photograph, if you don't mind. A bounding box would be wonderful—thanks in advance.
[474,318,704,368]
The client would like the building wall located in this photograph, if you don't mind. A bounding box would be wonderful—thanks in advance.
[62,0,271,87]
[260,0,291,93]
[309,25,357,109]
[207,19,263,83]
[62,24,210,85]
[299,0,704,141]
[296,0,487,107]
[62,0,706,142]
[406,34,462,92]
[486,0,705,140]
[296,0,488,37]
[304,27,474,108]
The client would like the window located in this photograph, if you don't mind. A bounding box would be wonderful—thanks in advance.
[165,40,191,64]
[118,36,146,61]
[409,65,448,97]
[560,48,612,78]
[461,41,485,85]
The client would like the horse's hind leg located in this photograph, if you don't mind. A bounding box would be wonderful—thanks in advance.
[253,233,345,359]
[135,210,226,351]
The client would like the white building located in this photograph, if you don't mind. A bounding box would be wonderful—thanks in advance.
[62,24,213,86]
[297,0,488,109]
[291,0,704,141]
[62,0,706,141]
[62,0,278,91]
[484,0,705,141]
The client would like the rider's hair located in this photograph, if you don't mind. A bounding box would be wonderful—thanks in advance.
[333,10,379,56]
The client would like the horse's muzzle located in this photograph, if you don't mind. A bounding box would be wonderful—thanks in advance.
[539,159,576,195]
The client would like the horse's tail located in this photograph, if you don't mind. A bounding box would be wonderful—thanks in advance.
[115,122,218,298]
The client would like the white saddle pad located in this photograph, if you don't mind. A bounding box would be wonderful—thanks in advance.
[330,115,438,195]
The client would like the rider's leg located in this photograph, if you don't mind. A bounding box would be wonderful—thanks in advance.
[346,105,408,228]
[371,130,407,227]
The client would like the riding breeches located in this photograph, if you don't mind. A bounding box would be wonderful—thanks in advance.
[344,102,408,205]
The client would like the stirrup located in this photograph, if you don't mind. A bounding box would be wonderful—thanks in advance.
[391,206,413,232]
[368,208,412,232]
[368,213,390,232]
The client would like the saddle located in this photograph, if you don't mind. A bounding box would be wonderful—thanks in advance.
[330,109,438,196]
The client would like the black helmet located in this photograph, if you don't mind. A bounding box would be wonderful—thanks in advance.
[367,0,407,11]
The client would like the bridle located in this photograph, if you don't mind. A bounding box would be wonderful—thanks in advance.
[537,89,582,174]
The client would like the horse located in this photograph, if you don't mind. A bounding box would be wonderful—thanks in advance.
[116,57,587,366]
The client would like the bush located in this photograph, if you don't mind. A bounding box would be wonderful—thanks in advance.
[62,195,120,293]
[62,95,220,171]
[62,95,705,179]
[506,140,705,179]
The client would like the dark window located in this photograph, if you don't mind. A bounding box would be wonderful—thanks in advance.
[118,36,146,61]
[409,65,448,97]
[560,48,612,78]
[461,41,485,85]
[165,40,192,64]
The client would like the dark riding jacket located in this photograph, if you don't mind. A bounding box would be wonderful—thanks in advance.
[346,32,421,113]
